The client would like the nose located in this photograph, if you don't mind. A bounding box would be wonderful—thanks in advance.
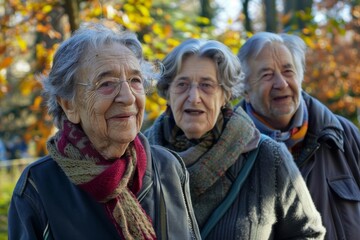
[273,73,288,89]
[114,81,136,104]
[187,83,201,103]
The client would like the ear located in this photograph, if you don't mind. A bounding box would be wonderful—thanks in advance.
[57,96,80,124]
[227,92,232,103]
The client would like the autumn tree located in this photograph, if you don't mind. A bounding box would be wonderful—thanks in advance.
[0,0,221,157]
[0,0,359,159]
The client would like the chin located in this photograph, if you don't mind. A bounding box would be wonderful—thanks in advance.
[114,132,138,143]
[184,131,205,140]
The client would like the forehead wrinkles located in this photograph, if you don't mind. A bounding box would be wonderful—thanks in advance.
[79,49,140,81]
[83,48,136,67]
[82,42,138,66]
[272,44,294,69]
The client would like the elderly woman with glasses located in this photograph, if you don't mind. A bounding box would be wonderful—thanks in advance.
[144,39,325,239]
[8,22,200,240]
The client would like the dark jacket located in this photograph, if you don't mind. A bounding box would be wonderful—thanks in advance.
[8,136,200,240]
[239,91,360,240]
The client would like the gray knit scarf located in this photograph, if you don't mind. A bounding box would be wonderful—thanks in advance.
[145,105,260,197]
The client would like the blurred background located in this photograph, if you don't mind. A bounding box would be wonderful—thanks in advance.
[0,0,359,238]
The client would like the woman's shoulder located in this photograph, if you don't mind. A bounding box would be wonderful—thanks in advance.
[12,156,55,197]
[256,136,294,167]
[255,135,305,186]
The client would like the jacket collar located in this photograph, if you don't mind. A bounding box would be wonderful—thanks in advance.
[302,91,344,151]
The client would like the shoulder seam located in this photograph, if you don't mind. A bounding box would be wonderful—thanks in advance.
[13,155,53,196]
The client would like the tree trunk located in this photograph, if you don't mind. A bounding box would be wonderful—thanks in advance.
[284,0,313,31]
[351,0,360,48]
[284,0,296,31]
[199,0,215,26]
[242,0,252,32]
[64,0,80,32]
[264,0,277,32]
[297,0,313,30]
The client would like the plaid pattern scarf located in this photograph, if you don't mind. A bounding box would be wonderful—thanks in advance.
[245,98,308,153]
[47,120,156,240]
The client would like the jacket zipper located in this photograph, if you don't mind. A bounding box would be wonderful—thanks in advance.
[182,170,200,240]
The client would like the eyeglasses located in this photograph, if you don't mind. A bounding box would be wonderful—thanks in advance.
[77,77,150,98]
[170,80,223,95]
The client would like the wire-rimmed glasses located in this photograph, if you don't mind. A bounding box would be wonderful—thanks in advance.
[77,77,153,99]
[170,80,223,95]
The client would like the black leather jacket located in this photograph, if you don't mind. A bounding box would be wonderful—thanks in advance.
[8,135,200,240]
[239,91,360,240]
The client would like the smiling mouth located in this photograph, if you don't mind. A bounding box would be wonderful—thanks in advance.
[273,95,290,101]
[108,113,136,120]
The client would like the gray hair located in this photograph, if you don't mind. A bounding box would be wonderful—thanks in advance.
[157,38,242,101]
[40,22,158,129]
[237,32,307,96]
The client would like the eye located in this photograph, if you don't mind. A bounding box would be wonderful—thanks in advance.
[261,72,273,81]
[95,78,118,93]
[130,76,143,84]
[175,81,189,88]
[130,76,144,89]
[199,82,214,89]
[171,79,191,93]
[283,69,295,77]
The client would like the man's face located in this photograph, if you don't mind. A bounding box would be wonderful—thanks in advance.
[245,43,302,130]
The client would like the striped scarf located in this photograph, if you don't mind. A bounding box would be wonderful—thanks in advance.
[47,120,156,240]
[245,98,308,154]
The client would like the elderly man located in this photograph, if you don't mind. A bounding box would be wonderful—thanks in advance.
[237,32,360,240]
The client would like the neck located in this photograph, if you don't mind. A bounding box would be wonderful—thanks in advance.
[265,117,291,131]
[98,142,129,160]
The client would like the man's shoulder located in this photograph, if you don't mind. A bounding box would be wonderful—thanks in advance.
[335,114,360,141]
[336,114,359,130]
[304,91,358,131]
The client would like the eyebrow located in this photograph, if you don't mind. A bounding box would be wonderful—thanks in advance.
[200,76,216,81]
[129,69,142,76]
[96,70,115,80]
[283,63,294,69]
[96,69,142,80]
[174,76,190,81]
[175,76,216,82]
[257,67,273,77]
[257,63,294,75]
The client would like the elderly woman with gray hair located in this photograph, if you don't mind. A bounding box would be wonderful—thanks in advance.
[8,22,200,240]
[144,38,325,239]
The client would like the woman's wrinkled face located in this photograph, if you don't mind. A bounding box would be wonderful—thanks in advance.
[67,43,145,155]
[168,55,226,139]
